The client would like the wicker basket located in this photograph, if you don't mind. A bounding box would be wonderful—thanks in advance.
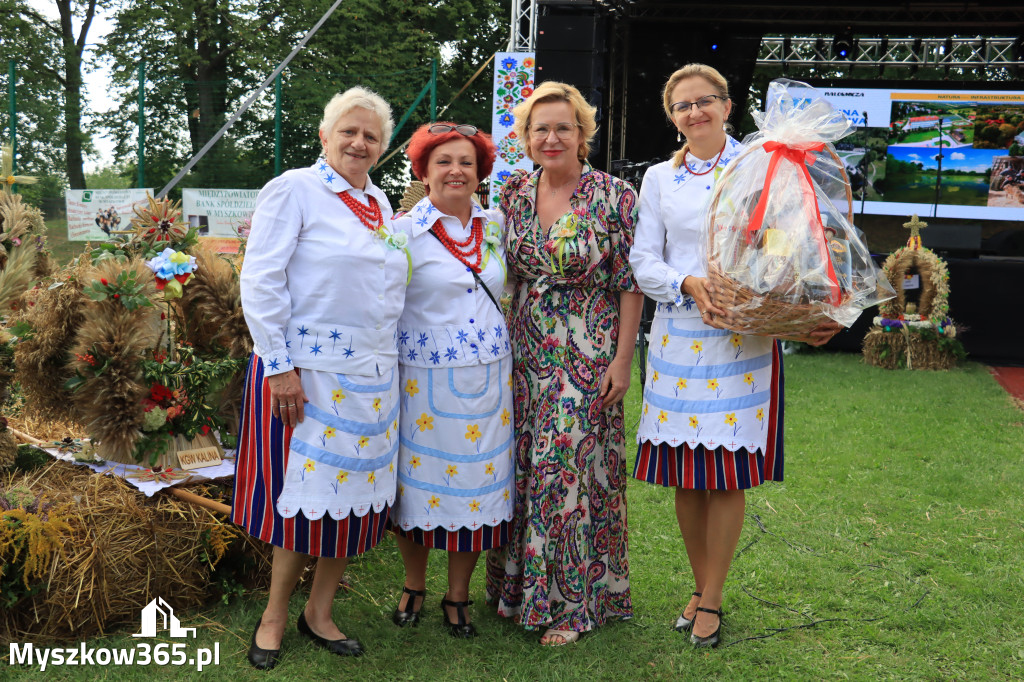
[706,143,853,343]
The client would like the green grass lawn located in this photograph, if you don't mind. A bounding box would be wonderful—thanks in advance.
[4,353,1023,681]
[42,218,82,266]
[896,130,941,144]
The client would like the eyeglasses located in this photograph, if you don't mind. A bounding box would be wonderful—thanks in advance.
[669,94,725,114]
[429,124,478,136]
[528,122,581,140]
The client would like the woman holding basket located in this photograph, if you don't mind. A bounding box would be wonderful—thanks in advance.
[629,64,839,648]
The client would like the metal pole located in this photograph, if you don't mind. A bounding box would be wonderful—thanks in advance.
[275,73,282,176]
[430,59,437,122]
[158,0,347,198]
[137,61,145,188]
[933,116,943,218]
[389,80,433,149]
[8,60,16,187]
[858,111,869,222]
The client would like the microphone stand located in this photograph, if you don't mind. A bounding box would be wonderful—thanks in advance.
[858,111,869,222]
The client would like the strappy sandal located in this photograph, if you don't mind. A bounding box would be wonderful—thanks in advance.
[540,629,580,646]
[674,591,703,632]
[440,596,478,638]
[392,586,425,627]
[690,606,723,648]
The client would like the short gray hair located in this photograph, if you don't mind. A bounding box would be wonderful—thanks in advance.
[319,87,395,154]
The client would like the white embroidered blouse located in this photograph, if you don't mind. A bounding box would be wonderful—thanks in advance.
[391,197,509,368]
[629,136,743,311]
[240,160,406,377]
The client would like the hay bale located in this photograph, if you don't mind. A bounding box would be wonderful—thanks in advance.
[862,328,958,371]
[0,460,271,642]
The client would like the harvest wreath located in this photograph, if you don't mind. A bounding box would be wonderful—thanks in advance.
[862,215,964,370]
[0,187,265,642]
[12,194,251,468]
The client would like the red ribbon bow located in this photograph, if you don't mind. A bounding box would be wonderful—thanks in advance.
[744,140,840,306]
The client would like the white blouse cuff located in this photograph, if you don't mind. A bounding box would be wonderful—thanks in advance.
[665,269,688,307]
[259,349,294,376]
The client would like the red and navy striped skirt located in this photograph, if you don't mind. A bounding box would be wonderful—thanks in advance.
[391,520,510,552]
[633,342,785,491]
[231,354,390,558]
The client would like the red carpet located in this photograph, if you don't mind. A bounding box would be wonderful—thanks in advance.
[990,366,1024,406]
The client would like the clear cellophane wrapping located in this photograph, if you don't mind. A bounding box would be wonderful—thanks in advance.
[703,79,895,340]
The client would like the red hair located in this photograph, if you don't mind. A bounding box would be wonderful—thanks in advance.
[407,122,496,186]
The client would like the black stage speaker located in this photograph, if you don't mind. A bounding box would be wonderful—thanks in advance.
[535,52,603,90]
[534,6,606,159]
[537,16,599,52]
[921,223,982,258]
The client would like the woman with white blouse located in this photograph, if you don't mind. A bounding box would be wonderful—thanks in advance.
[234,87,406,669]
[629,64,838,648]
[387,122,512,638]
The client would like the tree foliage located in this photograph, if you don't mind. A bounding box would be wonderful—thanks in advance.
[97,0,509,202]
[3,0,102,190]
[0,0,69,202]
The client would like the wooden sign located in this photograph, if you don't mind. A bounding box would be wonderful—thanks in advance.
[177,446,223,470]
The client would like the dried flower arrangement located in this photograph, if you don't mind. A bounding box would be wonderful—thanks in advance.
[14,193,249,467]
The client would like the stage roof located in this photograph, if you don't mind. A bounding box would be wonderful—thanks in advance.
[581,1,1024,31]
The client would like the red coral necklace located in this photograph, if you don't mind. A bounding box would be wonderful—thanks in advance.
[682,141,726,176]
[431,218,483,272]
[337,191,383,231]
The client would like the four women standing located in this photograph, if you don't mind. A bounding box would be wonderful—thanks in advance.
[235,64,832,665]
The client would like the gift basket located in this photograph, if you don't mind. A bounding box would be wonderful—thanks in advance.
[704,79,895,341]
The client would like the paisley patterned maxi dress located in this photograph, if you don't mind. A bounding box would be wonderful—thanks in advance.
[487,163,641,634]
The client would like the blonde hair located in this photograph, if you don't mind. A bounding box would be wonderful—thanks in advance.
[511,81,598,163]
[662,64,732,168]
[319,86,395,155]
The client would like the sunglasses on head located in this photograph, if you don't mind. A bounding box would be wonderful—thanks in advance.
[428,124,479,136]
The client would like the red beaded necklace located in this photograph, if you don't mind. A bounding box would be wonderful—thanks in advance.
[682,141,726,176]
[337,191,383,232]
[431,217,484,272]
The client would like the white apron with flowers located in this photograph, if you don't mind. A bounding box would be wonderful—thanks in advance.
[275,368,399,521]
[389,197,514,534]
[636,300,775,453]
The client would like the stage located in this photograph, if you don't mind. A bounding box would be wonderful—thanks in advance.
[528,0,1024,365]
[825,256,1024,365]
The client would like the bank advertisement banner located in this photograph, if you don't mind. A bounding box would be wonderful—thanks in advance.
[181,188,258,238]
[783,84,1024,221]
[181,188,258,254]
[66,189,152,241]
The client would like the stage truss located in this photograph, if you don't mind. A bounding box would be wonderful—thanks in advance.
[507,0,538,52]
[758,37,1024,70]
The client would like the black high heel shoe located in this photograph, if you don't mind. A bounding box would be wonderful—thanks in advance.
[690,606,723,648]
[247,617,281,670]
[674,591,703,632]
[297,611,364,657]
[440,596,478,638]
[392,586,425,627]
